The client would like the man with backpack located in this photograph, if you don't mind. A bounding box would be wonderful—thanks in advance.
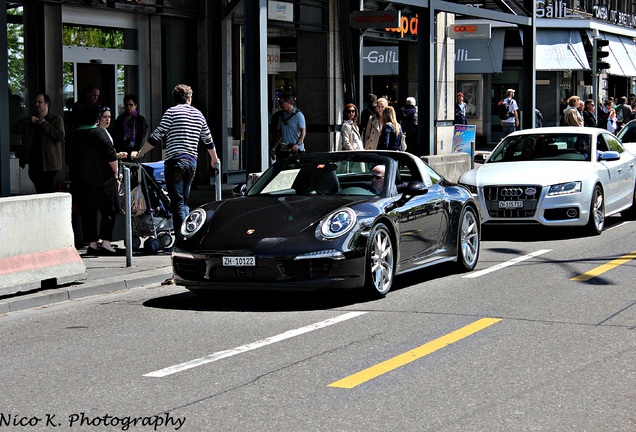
[499,88,519,136]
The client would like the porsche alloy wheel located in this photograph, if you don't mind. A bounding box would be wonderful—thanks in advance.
[457,206,480,271]
[365,223,394,297]
[587,185,605,235]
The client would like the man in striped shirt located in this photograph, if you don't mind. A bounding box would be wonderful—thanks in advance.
[134,84,220,235]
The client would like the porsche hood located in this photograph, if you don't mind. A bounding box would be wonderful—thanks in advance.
[189,195,371,248]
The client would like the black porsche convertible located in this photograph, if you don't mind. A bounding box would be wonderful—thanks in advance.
[172,151,480,297]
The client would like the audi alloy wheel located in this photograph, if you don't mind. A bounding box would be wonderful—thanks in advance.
[586,185,605,235]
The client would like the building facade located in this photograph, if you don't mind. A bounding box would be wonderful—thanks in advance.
[1,0,537,196]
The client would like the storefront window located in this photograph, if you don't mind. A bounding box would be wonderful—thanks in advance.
[62,23,139,116]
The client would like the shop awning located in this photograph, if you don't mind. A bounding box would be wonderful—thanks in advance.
[455,29,505,74]
[535,29,589,71]
[583,31,636,77]
[604,33,636,77]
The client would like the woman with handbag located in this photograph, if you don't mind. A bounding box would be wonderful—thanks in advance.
[364,97,387,150]
[69,104,120,256]
[377,106,402,151]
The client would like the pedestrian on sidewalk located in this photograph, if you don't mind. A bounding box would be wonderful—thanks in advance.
[582,99,597,127]
[11,93,65,193]
[500,89,519,136]
[133,84,220,236]
[562,96,584,127]
[69,104,120,256]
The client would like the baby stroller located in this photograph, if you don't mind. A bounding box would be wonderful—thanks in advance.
[128,161,173,253]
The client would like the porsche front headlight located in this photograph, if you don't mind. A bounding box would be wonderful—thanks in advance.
[548,181,582,196]
[320,208,357,239]
[181,208,207,239]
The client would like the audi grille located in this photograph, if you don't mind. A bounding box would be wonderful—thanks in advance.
[484,185,542,218]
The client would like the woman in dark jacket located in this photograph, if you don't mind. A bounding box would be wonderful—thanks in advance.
[399,97,418,151]
[454,92,468,125]
[377,106,402,151]
[70,104,120,256]
[582,99,597,127]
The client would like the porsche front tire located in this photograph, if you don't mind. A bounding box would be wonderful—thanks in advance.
[364,223,394,297]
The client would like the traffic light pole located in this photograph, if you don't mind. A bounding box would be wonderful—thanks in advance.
[593,36,599,118]
[592,30,610,118]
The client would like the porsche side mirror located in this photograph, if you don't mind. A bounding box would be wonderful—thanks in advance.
[403,181,428,196]
[388,181,429,211]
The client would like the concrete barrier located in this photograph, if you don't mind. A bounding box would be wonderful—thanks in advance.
[0,193,86,296]
[421,152,472,183]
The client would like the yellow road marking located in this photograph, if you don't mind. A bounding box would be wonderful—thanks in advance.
[328,317,502,389]
[570,251,636,282]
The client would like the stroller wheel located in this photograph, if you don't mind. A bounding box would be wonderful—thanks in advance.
[158,232,174,248]
[144,237,161,254]
[126,236,142,251]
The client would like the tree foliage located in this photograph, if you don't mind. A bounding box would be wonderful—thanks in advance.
[7,9,24,96]
[62,26,125,49]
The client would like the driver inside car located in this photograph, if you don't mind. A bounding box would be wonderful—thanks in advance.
[369,165,385,194]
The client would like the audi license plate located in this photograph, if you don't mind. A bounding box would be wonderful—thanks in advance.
[499,200,523,209]
[223,256,255,266]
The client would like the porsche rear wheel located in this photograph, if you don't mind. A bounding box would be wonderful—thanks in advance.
[364,223,394,297]
[587,185,605,235]
[457,206,480,272]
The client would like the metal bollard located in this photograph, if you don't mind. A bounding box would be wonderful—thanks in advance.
[123,165,133,267]
[214,161,222,202]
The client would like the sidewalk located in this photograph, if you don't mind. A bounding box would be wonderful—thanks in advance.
[0,182,239,315]
[0,246,173,314]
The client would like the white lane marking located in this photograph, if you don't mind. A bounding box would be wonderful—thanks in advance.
[463,249,552,279]
[144,311,368,378]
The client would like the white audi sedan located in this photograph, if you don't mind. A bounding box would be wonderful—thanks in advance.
[459,127,636,235]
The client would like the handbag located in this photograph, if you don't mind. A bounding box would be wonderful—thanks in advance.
[130,185,147,216]
[395,131,407,151]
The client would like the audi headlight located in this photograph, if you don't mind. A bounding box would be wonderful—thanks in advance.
[320,208,357,239]
[548,181,582,196]
[181,208,207,239]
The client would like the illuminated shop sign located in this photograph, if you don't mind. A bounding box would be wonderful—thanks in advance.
[384,14,418,38]
[447,23,490,39]
[268,1,294,23]
[351,10,400,29]
[267,45,280,74]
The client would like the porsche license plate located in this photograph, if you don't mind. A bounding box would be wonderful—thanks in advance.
[223,256,255,266]
[499,200,523,209]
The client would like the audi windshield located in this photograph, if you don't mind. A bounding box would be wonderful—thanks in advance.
[488,133,592,163]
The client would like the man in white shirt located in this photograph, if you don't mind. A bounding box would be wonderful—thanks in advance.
[501,88,519,136]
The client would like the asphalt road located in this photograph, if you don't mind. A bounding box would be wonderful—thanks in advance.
[1,215,634,431]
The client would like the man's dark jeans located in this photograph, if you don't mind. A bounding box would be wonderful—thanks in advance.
[165,158,196,235]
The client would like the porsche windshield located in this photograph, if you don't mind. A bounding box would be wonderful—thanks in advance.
[247,153,391,197]
[488,133,592,162]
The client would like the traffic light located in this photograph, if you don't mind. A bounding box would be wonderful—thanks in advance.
[594,38,610,73]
